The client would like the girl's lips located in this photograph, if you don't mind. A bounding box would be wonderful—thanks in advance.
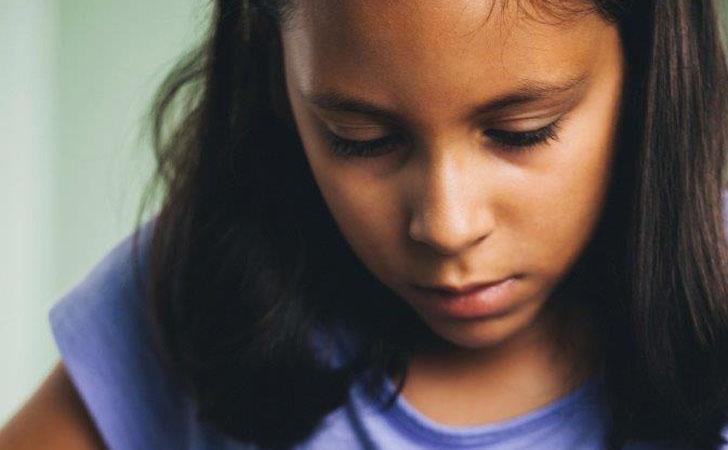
[422,278,510,295]
[412,276,520,319]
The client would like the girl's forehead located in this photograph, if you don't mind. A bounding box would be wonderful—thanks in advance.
[282,0,612,73]
[281,0,619,125]
[283,0,601,41]
[284,0,598,28]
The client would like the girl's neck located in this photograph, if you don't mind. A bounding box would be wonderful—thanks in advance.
[387,307,601,427]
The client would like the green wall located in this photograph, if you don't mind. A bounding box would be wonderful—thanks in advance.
[0,0,206,423]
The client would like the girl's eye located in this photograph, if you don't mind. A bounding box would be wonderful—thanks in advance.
[323,119,562,158]
[483,119,562,151]
[323,132,405,158]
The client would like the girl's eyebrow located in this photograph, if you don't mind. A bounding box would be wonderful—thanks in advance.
[302,72,591,123]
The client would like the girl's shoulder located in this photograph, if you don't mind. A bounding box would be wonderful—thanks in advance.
[47,220,250,450]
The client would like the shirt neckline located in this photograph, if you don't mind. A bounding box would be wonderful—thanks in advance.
[369,370,606,448]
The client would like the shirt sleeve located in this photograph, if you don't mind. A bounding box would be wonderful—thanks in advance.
[48,221,193,450]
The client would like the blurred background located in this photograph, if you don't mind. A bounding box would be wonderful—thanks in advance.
[1,0,727,425]
[0,0,208,422]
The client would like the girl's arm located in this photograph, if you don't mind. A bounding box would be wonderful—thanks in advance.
[0,361,106,450]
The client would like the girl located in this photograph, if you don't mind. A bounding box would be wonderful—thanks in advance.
[2,0,728,449]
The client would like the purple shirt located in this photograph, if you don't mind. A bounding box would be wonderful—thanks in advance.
[49,208,728,450]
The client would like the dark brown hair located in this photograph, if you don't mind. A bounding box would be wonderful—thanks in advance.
[136,0,728,448]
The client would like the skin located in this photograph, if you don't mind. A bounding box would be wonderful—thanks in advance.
[282,0,625,425]
[0,362,105,449]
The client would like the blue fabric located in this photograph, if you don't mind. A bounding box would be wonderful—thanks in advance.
[49,212,728,450]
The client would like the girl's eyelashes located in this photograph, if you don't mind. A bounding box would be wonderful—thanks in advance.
[484,119,562,151]
[322,118,563,158]
[323,132,405,158]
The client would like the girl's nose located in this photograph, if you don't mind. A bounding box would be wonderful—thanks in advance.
[407,155,495,256]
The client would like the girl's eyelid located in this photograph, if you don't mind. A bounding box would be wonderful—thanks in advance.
[327,125,390,139]
[324,111,564,140]
[481,93,582,123]
[322,118,394,138]
[326,120,562,145]
[481,112,564,132]
[320,111,569,158]
[322,117,563,158]
[317,109,396,130]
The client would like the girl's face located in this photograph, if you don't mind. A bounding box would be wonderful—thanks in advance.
[281,1,625,349]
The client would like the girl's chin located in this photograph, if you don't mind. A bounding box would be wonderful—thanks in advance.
[419,300,549,351]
